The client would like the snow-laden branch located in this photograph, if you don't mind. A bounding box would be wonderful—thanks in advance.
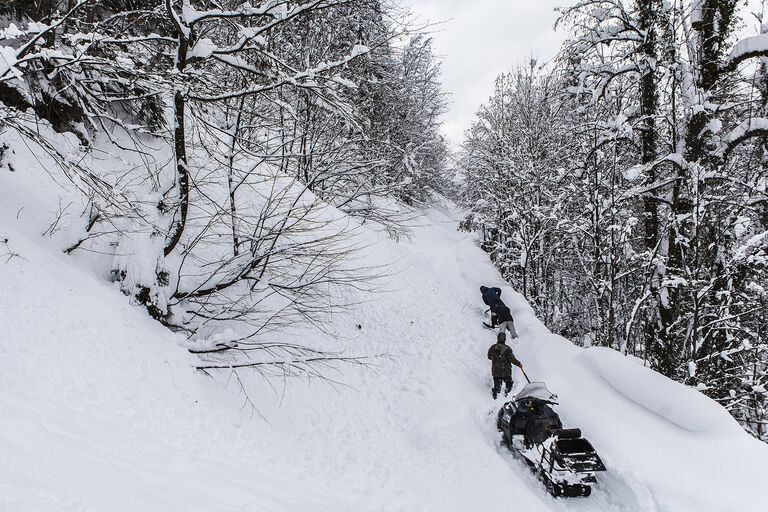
[196,354,371,371]
[184,0,340,26]
[627,152,687,176]
[616,154,687,202]
[0,0,93,81]
[96,34,178,45]
[183,0,286,24]
[592,62,640,100]
[204,0,349,57]
[191,44,369,102]
[718,117,768,161]
[723,34,768,73]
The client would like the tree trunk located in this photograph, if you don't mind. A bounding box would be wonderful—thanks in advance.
[164,6,192,256]
[227,97,245,257]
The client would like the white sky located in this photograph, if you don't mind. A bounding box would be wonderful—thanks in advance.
[400,1,768,148]
[399,0,570,147]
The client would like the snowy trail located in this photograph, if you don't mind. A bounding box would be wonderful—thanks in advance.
[228,203,766,512]
[2,199,767,511]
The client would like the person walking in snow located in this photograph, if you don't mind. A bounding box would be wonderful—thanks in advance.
[480,285,503,326]
[492,302,518,338]
[487,331,523,399]
[480,285,503,309]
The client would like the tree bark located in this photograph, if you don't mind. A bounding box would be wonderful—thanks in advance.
[163,0,192,256]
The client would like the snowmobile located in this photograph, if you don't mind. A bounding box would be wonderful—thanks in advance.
[496,382,606,497]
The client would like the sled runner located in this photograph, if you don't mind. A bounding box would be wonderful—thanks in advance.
[496,383,606,497]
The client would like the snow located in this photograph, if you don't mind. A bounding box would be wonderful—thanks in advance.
[580,349,731,434]
[0,46,21,79]
[27,22,49,33]
[622,163,644,181]
[690,1,702,27]
[0,221,353,511]
[734,230,768,261]
[331,74,358,89]
[1,22,47,41]
[188,38,217,60]
[1,23,25,39]
[181,2,201,24]
[706,118,722,135]
[2,152,767,510]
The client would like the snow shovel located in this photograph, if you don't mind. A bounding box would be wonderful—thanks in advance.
[520,366,531,384]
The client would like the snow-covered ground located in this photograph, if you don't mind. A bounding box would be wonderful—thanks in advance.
[2,185,766,510]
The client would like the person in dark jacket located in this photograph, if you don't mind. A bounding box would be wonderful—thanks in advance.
[487,332,523,399]
[480,286,502,309]
[492,302,518,337]
[480,286,503,327]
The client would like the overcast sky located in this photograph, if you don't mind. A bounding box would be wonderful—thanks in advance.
[399,0,568,147]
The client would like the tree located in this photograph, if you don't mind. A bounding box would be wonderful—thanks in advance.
[460,0,768,441]
[1,0,449,385]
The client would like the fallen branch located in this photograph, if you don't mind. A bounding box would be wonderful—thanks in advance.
[196,354,371,371]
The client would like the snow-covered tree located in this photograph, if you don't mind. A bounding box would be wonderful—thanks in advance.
[0,0,449,380]
[460,0,768,441]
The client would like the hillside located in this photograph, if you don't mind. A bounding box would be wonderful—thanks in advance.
[2,1,767,510]
[1,189,766,511]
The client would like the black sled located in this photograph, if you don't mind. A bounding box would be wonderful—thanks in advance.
[496,383,606,497]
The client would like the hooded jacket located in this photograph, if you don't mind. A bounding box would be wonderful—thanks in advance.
[480,286,502,308]
[487,340,522,378]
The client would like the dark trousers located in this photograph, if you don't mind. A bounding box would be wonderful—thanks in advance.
[492,375,513,399]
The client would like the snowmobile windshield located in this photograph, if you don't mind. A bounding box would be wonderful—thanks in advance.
[515,382,557,403]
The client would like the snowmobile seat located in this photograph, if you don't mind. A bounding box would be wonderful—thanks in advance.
[555,428,581,439]
[551,438,606,473]
[555,437,593,454]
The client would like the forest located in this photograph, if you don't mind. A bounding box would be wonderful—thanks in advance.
[457,0,768,441]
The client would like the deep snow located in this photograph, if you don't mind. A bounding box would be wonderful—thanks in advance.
[2,187,767,511]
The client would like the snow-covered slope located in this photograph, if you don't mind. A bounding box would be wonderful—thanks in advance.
[2,192,766,511]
